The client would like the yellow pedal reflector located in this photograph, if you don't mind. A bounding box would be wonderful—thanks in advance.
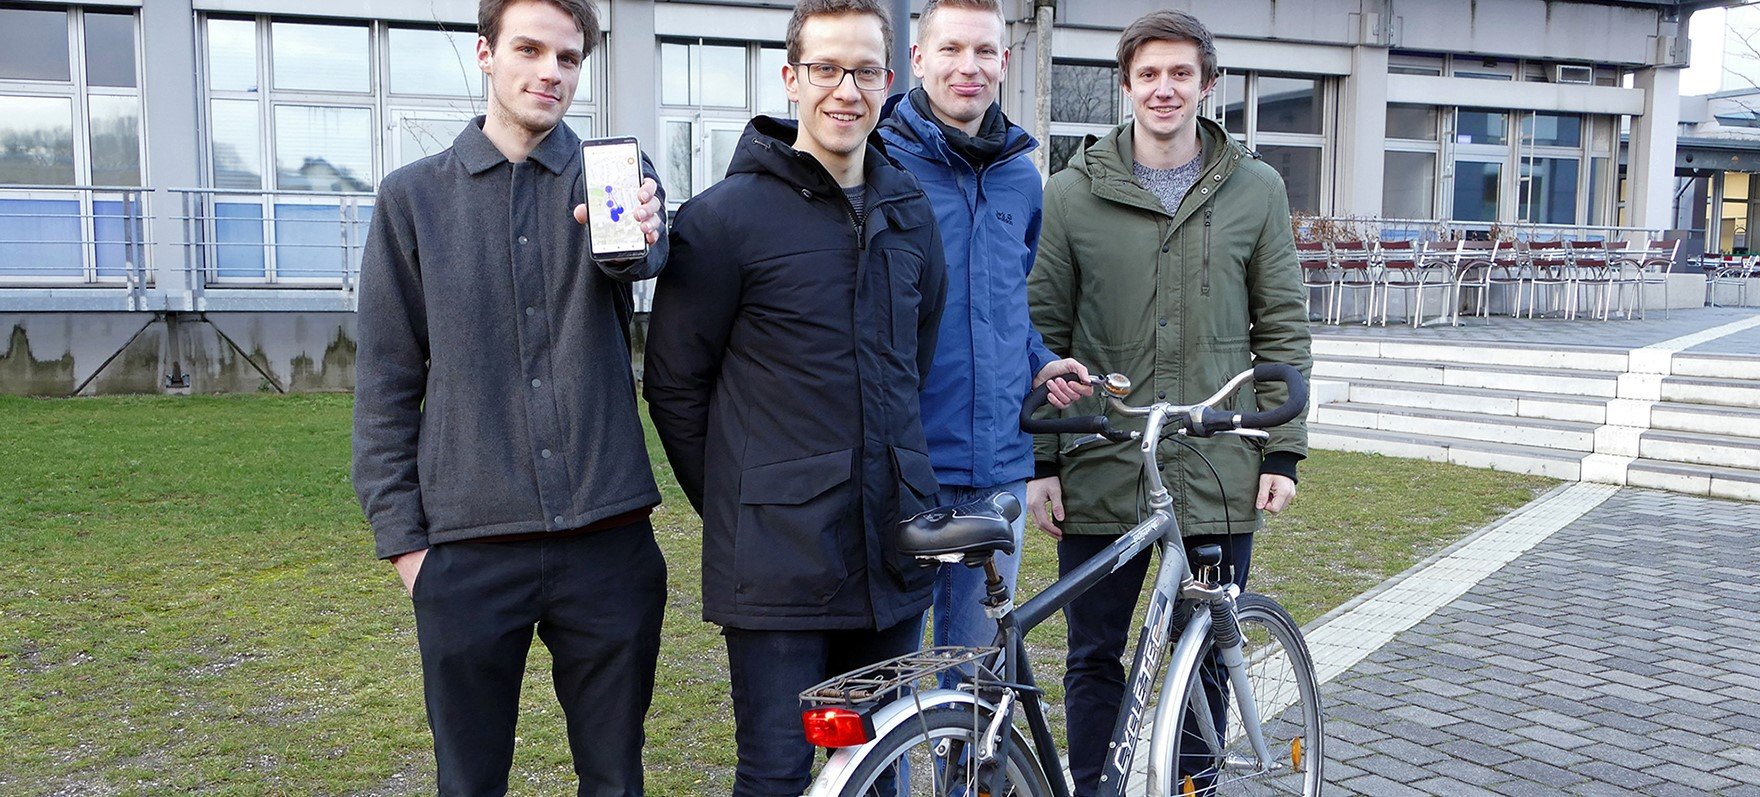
[1292,735,1305,769]
[1180,775,1196,796]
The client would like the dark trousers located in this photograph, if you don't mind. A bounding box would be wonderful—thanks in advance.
[722,617,925,797]
[1059,532,1252,797]
[411,520,667,797]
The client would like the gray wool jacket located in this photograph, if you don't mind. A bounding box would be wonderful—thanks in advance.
[352,117,667,560]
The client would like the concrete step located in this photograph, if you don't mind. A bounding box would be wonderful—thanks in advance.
[1312,402,1598,452]
[1638,429,1760,472]
[1660,374,1760,410]
[1626,458,1760,502]
[1343,379,1608,425]
[1313,355,1620,398]
[1313,337,1631,373]
[1309,423,1583,480]
[1671,352,1760,382]
[1648,401,1760,441]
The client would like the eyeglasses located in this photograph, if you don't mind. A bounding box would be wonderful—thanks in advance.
[793,62,893,92]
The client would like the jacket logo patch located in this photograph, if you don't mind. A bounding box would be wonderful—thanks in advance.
[995,211,1014,226]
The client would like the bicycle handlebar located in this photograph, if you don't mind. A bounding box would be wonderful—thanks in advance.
[1020,363,1308,439]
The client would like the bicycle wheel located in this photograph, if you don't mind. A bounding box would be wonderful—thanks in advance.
[1168,593,1323,796]
[833,705,1054,797]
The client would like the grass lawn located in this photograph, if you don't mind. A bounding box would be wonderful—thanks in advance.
[0,394,1553,795]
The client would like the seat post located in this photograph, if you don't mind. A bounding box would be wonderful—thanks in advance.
[982,559,1011,613]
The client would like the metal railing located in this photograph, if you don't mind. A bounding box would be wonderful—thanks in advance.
[1299,216,1671,246]
[0,185,151,305]
[172,188,374,303]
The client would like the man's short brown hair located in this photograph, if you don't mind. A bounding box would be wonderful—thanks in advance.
[786,0,893,64]
[917,0,1006,44]
[1116,9,1216,87]
[479,0,601,53]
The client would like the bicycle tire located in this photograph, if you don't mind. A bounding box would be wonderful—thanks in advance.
[831,705,1054,797]
[1166,593,1324,796]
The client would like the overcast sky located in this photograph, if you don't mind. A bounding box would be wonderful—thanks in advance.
[1682,4,1760,96]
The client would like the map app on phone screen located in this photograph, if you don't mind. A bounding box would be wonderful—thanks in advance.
[581,136,647,261]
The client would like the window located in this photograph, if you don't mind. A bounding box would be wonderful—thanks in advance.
[199,15,603,284]
[1048,61,1123,174]
[1206,71,1332,213]
[658,39,790,204]
[0,7,143,283]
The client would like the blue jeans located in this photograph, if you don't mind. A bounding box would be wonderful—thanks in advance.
[928,480,1027,686]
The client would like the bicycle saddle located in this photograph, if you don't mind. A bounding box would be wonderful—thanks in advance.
[895,491,1022,562]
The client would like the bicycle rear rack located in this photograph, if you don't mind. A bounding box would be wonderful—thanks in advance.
[799,645,1003,708]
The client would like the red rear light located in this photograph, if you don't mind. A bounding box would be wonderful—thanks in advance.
[802,706,873,748]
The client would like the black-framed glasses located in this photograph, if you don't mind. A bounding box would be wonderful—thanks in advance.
[793,62,893,92]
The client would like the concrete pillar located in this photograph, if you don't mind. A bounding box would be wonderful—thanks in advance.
[1333,45,1388,217]
[140,0,202,312]
[605,0,657,147]
[1628,66,1682,233]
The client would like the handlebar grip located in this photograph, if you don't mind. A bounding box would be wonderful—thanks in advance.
[1233,362,1308,429]
[1020,374,1109,436]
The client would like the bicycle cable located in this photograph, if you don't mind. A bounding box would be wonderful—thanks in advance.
[1162,431,1237,586]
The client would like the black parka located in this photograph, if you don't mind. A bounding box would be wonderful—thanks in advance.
[644,116,949,631]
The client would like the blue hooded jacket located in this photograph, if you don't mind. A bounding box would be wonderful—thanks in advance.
[879,93,1057,489]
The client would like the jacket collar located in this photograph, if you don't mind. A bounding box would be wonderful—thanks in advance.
[453,116,578,176]
[1071,116,1249,220]
[730,115,922,205]
[879,91,1036,170]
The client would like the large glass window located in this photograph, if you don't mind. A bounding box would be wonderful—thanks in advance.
[1383,151,1436,219]
[84,13,138,88]
[1260,145,1322,213]
[1256,76,1320,135]
[0,96,75,185]
[0,8,144,284]
[1048,61,1124,174]
[271,22,371,94]
[198,15,603,284]
[661,40,749,108]
[1519,157,1578,225]
[1385,104,1437,141]
[1453,160,1502,222]
[0,8,72,82]
[389,28,483,97]
[1456,111,1508,146]
[1051,62,1119,126]
[659,40,790,204]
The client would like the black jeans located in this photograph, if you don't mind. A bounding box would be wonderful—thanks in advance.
[410,519,667,797]
[1058,532,1252,797]
[721,617,925,797]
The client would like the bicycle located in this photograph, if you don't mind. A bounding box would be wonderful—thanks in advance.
[797,363,1322,797]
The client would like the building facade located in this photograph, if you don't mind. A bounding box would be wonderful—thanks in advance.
[0,0,1728,394]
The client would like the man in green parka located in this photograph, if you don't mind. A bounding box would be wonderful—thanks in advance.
[1024,9,1311,796]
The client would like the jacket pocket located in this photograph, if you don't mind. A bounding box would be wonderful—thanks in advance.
[734,449,857,606]
[884,446,941,587]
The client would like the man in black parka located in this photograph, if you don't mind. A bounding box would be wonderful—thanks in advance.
[643,2,947,794]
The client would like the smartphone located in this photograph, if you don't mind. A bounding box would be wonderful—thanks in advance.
[580,136,649,261]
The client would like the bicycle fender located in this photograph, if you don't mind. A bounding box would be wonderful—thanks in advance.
[1144,610,1213,797]
[803,689,996,797]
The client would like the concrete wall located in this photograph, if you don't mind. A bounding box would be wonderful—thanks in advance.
[0,313,358,396]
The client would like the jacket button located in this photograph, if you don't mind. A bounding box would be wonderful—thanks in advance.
[541,449,552,459]
[1161,245,1169,253]
[800,189,812,198]
[525,306,536,316]
[1158,391,1167,399]
[531,378,542,388]
[518,235,529,245]
[1158,318,1167,327]
[554,515,564,525]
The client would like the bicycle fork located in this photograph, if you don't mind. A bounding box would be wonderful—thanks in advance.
[1145,587,1277,796]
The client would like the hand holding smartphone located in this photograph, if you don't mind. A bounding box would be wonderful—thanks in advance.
[580,136,649,262]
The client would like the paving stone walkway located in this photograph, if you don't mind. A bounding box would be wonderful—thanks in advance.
[1318,488,1760,796]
